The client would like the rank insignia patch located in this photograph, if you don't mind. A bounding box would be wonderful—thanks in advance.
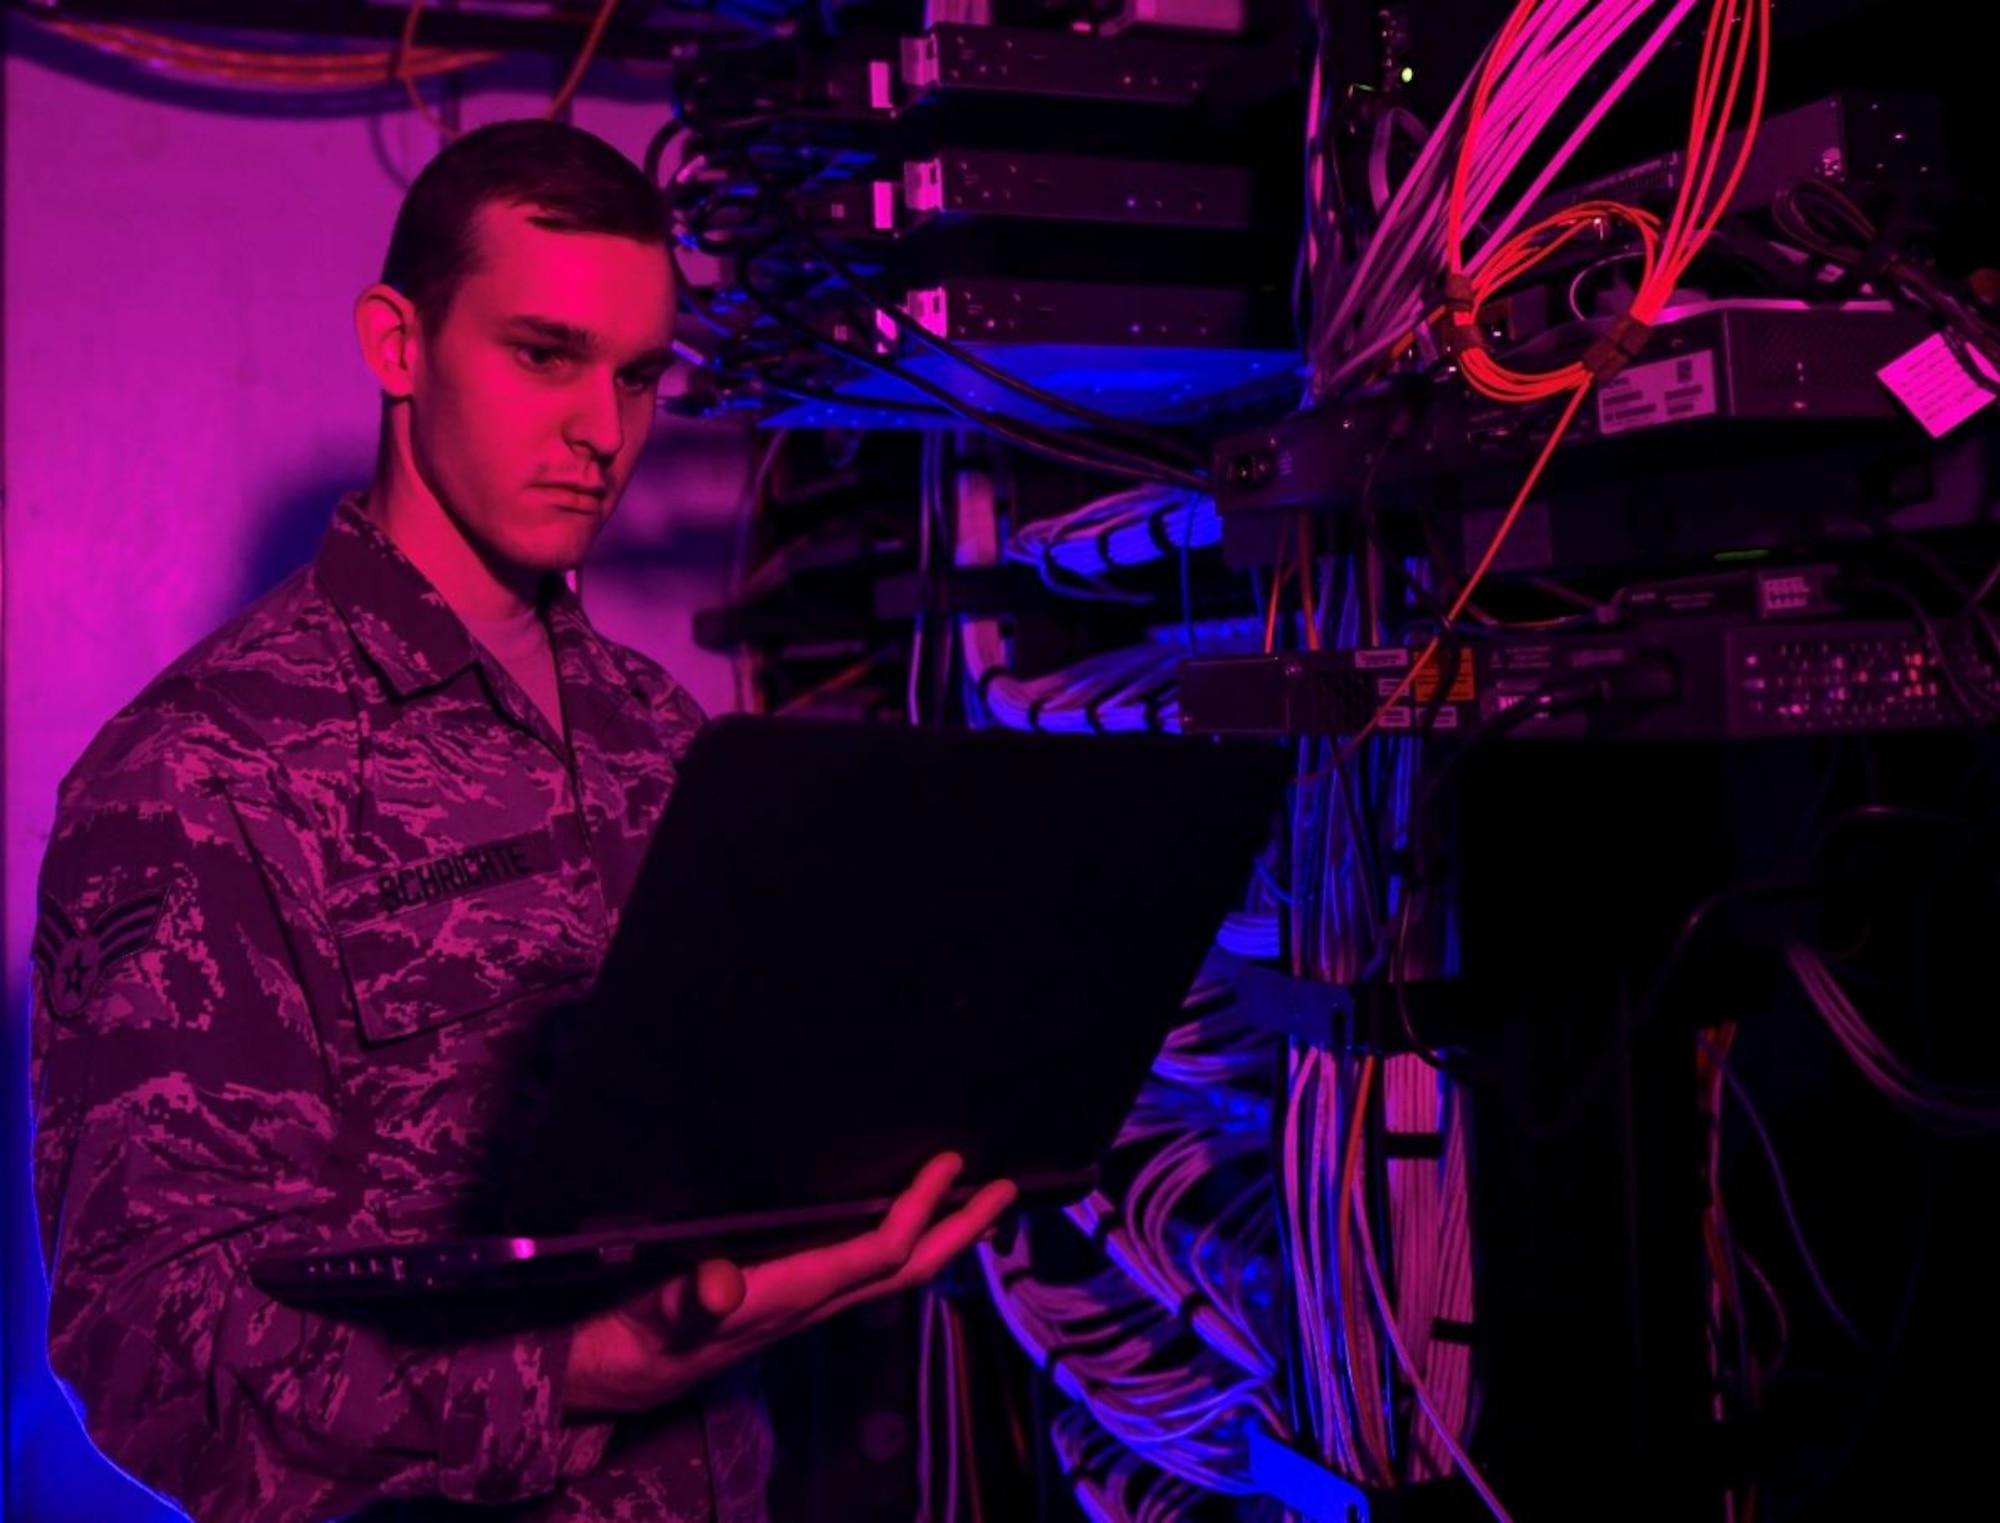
[33,891,168,1022]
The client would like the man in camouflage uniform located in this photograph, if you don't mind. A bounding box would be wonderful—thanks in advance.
[29,119,1015,1522]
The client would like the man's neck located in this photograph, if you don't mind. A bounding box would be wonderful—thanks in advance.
[364,438,539,623]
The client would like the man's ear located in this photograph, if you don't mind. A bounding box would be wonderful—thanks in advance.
[355,283,420,400]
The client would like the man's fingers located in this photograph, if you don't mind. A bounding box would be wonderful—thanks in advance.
[714,1157,1007,1336]
[856,1151,965,1279]
[716,1154,967,1329]
[821,1180,1019,1322]
[821,1180,1020,1320]
[899,1179,1018,1285]
[752,1151,968,1313]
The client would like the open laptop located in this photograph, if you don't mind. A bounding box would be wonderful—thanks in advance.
[249,714,1292,1310]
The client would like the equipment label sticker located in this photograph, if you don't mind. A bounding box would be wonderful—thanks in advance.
[1878,332,1998,438]
[1597,349,1718,436]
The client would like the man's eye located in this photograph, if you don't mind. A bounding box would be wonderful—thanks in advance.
[618,369,666,395]
[517,346,566,372]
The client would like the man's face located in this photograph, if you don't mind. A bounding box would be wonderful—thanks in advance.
[406,202,676,579]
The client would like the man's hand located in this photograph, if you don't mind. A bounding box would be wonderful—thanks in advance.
[565,1153,1016,1417]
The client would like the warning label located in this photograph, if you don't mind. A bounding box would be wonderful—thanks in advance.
[1372,649,1476,704]
[1596,349,1719,437]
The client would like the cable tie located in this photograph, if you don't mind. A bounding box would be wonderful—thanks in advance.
[1175,1289,1215,1326]
[976,664,1013,708]
[1092,516,1125,570]
[1581,313,1654,380]
[1381,1129,1444,1160]
[1427,271,1488,361]
[1431,1316,1477,1345]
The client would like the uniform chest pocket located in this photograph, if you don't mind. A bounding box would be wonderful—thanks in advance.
[325,829,602,1046]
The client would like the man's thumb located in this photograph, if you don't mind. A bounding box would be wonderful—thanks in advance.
[695,1258,747,1319]
[655,1257,746,1349]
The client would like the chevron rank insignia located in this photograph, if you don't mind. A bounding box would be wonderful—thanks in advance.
[33,891,168,1022]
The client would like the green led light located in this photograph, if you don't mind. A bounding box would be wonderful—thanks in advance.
[1400,65,1415,84]
[1714,548,1770,562]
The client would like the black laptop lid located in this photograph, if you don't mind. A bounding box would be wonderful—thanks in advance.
[505,715,1292,1236]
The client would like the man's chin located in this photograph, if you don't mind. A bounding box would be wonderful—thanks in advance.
[468,540,589,596]
[515,518,606,574]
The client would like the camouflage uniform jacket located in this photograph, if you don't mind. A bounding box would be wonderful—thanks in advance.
[30,498,772,1522]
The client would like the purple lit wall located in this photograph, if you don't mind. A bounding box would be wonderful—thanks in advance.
[2,22,747,1517]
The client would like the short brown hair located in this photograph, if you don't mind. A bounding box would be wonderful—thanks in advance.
[381,118,666,334]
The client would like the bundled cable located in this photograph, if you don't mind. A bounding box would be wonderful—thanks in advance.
[1050,1405,1288,1523]
[1216,911,1283,961]
[1383,1052,1477,1480]
[1066,1050,1284,1380]
[1277,575,1390,1486]
[978,1220,1287,1495]
[396,0,621,131]
[1345,1069,1515,1522]
[1440,0,1770,404]
[980,967,1285,1461]
[1771,178,2000,376]
[1695,1018,1857,1500]
[658,93,1214,486]
[939,437,1301,1503]
[953,454,1231,733]
[1308,0,1772,412]
[979,1026,1287,1491]
[1005,486,1219,591]
[1703,1028,1859,1354]
[33,16,497,89]
[1307,0,1709,399]
[1319,0,1775,757]
[1260,544,1501,1511]
[1787,944,2000,1136]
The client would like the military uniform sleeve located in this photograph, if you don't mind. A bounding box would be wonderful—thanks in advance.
[31,750,597,1522]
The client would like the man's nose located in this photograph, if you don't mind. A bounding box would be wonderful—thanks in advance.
[564,373,624,462]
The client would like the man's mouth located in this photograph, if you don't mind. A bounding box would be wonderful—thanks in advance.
[537,482,609,504]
